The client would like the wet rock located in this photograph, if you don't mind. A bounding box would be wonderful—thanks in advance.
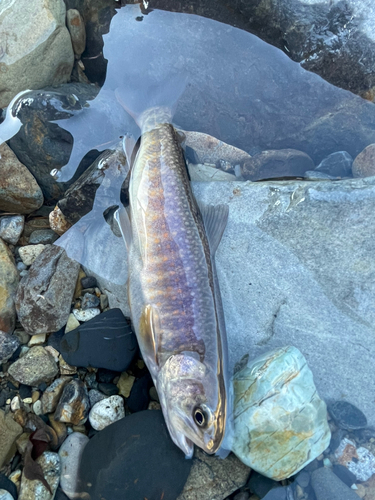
[72,308,100,322]
[18,245,47,267]
[0,216,24,246]
[315,151,353,177]
[335,438,375,482]
[15,245,80,335]
[328,401,368,430]
[79,410,192,500]
[248,472,279,498]
[97,383,118,396]
[0,410,23,469]
[311,466,359,500]
[18,451,60,500]
[0,332,20,364]
[0,0,74,108]
[177,448,250,500]
[81,276,97,289]
[89,395,125,431]
[127,374,151,413]
[41,377,73,414]
[66,9,86,58]
[262,488,288,500]
[54,379,90,425]
[295,470,310,488]
[232,346,330,480]
[64,314,80,334]
[28,333,47,347]
[0,490,14,500]
[49,207,72,236]
[352,144,375,178]
[96,368,118,384]
[117,372,135,399]
[59,432,89,500]
[241,149,314,181]
[304,170,336,180]
[0,144,44,214]
[81,293,100,310]
[188,163,237,182]
[0,239,19,334]
[0,473,17,500]
[8,347,58,386]
[59,309,137,372]
[88,389,107,407]
[28,230,58,245]
[332,464,357,487]
[48,414,67,449]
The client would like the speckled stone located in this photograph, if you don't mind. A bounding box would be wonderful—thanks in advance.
[0,215,24,245]
[28,230,58,245]
[18,452,60,500]
[72,308,100,322]
[54,379,90,426]
[18,245,47,267]
[0,332,20,364]
[41,377,73,414]
[89,396,125,431]
[8,346,58,386]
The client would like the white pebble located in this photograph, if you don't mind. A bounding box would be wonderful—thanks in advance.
[28,333,46,347]
[10,395,21,412]
[65,313,80,333]
[89,395,125,431]
[73,308,101,322]
[59,432,89,500]
[18,244,47,266]
[33,400,43,415]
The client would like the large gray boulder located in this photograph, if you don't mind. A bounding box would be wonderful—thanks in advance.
[0,0,74,108]
[85,177,375,426]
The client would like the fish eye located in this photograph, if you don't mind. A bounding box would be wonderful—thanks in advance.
[193,407,207,427]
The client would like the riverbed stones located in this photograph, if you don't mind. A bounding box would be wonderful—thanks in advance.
[89,395,125,431]
[79,410,192,500]
[59,432,89,500]
[0,410,23,469]
[8,347,58,386]
[0,144,43,214]
[0,332,20,364]
[41,377,73,414]
[352,144,375,177]
[18,451,60,500]
[0,0,74,108]
[15,245,80,335]
[54,379,89,425]
[0,239,19,334]
[0,216,24,245]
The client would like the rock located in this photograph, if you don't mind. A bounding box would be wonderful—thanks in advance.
[0,332,20,364]
[58,355,77,376]
[0,410,23,468]
[127,374,151,413]
[177,448,250,500]
[89,395,125,431]
[81,293,100,310]
[41,377,73,414]
[295,471,310,488]
[88,389,107,407]
[18,452,60,500]
[248,472,279,498]
[96,368,118,384]
[28,230,58,245]
[15,245,80,335]
[81,276,97,289]
[232,346,331,480]
[49,207,72,236]
[0,0,74,108]
[187,163,237,182]
[72,308,101,322]
[304,170,336,180]
[0,216,24,245]
[332,464,357,487]
[116,372,135,399]
[66,10,86,58]
[0,490,14,500]
[8,347,58,386]
[262,488,288,500]
[311,466,360,500]
[59,432,89,500]
[64,314,80,334]
[315,151,353,177]
[28,333,47,347]
[352,144,375,178]
[18,245,47,267]
[0,239,19,334]
[79,410,192,500]
[241,149,314,181]
[335,438,375,482]
[97,383,118,396]
[0,473,17,500]
[59,309,138,372]
[54,379,90,425]
[0,144,43,214]
[328,401,368,430]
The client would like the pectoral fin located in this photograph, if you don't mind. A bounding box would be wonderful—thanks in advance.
[139,304,160,369]
[198,203,229,255]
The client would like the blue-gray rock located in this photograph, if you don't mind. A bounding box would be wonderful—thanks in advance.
[332,464,357,487]
[311,466,360,500]
[248,472,280,497]
[59,309,137,372]
[328,401,368,430]
[295,470,310,488]
[28,230,58,245]
[81,293,100,310]
[315,151,353,177]
[59,432,89,500]
[262,487,287,500]
[0,333,20,364]
[0,216,24,245]
[81,276,97,289]
[79,410,192,500]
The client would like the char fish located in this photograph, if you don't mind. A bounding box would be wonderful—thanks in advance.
[115,93,231,457]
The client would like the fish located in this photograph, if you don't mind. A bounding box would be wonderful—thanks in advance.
[114,81,231,458]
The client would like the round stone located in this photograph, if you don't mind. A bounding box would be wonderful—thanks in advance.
[89,395,125,431]
[328,401,367,430]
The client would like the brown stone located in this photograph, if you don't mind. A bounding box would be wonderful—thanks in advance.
[0,143,43,213]
[0,409,23,468]
[242,149,314,181]
[352,144,375,178]
[0,238,19,333]
[49,205,72,236]
[41,376,73,414]
[54,379,90,425]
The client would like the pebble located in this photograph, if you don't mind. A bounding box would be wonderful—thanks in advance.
[100,294,108,310]
[262,488,287,499]
[0,490,14,500]
[27,333,46,347]
[15,245,80,335]
[311,466,360,500]
[72,308,101,322]
[0,410,23,469]
[315,151,353,177]
[117,372,135,398]
[332,464,357,487]
[89,396,125,431]
[0,216,24,245]
[328,401,367,430]
[88,389,107,407]
[41,377,73,414]
[232,346,331,480]
[0,332,20,364]
[96,368,119,384]
[97,383,119,396]
[58,355,77,376]
[59,432,89,500]
[49,207,72,236]
[335,438,375,482]
[81,276,97,289]
[59,308,138,372]
[352,143,375,177]
[248,471,280,497]
[28,230,58,245]
[54,379,90,426]
[66,9,86,58]
[18,452,60,500]
[80,410,192,500]
[241,149,314,181]
[64,314,80,334]
[81,293,100,310]
[10,396,21,412]
[0,472,18,500]
[48,414,67,448]
[33,400,43,415]
[295,470,310,487]
[127,374,151,413]
[0,143,43,214]
[18,245,47,267]
[8,347,58,386]
[0,239,19,334]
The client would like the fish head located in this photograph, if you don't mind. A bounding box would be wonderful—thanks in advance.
[157,353,226,458]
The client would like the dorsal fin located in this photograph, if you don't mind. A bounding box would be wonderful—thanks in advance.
[197,203,229,255]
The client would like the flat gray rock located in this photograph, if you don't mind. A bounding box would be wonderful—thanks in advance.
[91,177,375,426]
